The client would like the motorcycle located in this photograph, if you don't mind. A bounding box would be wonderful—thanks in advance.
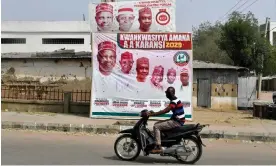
[114,109,209,164]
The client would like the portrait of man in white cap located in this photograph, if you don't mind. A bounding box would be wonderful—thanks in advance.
[116,4,135,32]
[180,68,189,90]
[167,68,176,84]
[150,65,164,91]
[95,3,114,32]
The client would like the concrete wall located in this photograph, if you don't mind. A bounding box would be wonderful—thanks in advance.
[1,21,91,53]
[1,99,90,115]
[193,83,238,110]
[192,96,237,110]
[1,59,92,82]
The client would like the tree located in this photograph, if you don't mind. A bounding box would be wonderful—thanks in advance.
[250,36,272,75]
[262,45,276,76]
[218,11,276,76]
[192,21,232,64]
[218,11,260,68]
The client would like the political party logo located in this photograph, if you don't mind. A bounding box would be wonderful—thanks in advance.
[173,51,190,66]
[156,9,170,25]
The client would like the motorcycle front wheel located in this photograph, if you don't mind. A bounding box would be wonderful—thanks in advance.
[175,136,203,164]
[114,134,141,161]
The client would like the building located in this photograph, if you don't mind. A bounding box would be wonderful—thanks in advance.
[192,61,249,110]
[260,21,276,46]
[1,51,92,82]
[1,21,91,53]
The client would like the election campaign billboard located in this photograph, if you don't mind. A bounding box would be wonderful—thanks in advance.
[90,32,193,120]
[89,0,176,33]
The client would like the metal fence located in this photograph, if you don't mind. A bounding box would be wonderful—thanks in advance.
[1,86,91,103]
[71,90,91,103]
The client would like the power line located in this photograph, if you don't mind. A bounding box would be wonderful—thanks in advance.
[240,0,259,13]
[269,26,276,32]
[219,0,251,22]
[232,0,252,11]
[218,0,244,20]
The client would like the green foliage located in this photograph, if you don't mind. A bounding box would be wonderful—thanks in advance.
[263,46,276,76]
[218,11,259,67]
[192,11,276,76]
[217,11,276,76]
[192,21,232,64]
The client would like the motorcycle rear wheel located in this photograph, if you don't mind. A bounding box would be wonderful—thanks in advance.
[114,134,141,161]
[175,136,202,164]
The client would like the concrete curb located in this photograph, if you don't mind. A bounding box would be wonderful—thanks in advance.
[2,121,276,142]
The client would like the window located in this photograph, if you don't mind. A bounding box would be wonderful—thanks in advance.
[273,32,276,46]
[1,38,26,44]
[42,38,84,44]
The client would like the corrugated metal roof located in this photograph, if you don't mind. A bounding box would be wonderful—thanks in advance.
[193,60,247,70]
[1,50,91,59]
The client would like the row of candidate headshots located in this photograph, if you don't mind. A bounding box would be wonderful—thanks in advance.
[96,40,190,89]
[94,2,156,32]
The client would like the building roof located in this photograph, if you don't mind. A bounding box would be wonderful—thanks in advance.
[193,60,248,70]
[1,21,90,33]
[1,50,91,59]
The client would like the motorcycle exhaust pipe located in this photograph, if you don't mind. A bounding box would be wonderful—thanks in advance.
[176,152,192,156]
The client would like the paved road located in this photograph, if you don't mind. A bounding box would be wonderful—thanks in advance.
[2,130,276,165]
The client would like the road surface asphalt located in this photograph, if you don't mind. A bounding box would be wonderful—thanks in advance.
[2,129,276,165]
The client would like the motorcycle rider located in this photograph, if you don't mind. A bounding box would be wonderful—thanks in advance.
[147,86,185,153]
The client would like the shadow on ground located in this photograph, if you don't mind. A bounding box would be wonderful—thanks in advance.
[103,155,179,164]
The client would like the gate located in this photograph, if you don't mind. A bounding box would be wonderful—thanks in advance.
[197,78,211,108]
[238,76,257,109]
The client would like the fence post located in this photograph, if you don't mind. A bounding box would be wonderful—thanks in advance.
[63,92,72,113]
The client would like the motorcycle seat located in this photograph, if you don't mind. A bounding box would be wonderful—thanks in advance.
[173,124,197,132]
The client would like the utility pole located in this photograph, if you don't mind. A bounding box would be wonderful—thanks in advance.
[257,17,270,99]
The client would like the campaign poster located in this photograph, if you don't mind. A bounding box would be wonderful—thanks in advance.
[88,0,176,33]
[90,32,193,120]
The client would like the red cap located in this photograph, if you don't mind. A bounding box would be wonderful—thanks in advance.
[139,7,152,15]
[96,3,113,14]
[167,68,176,75]
[98,41,116,52]
[137,57,149,65]
[152,65,164,75]
[121,51,133,59]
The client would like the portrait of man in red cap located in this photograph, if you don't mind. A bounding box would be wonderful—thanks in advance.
[138,7,152,32]
[136,57,149,82]
[167,68,176,84]
[116,5,135,32]
[180,68,189,90]
[150,65,164,90]
[119,51,134,74]
[97,41,117,76]
[95,3,114,32]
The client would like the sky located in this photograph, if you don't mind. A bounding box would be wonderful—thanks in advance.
[1,0,276,32]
